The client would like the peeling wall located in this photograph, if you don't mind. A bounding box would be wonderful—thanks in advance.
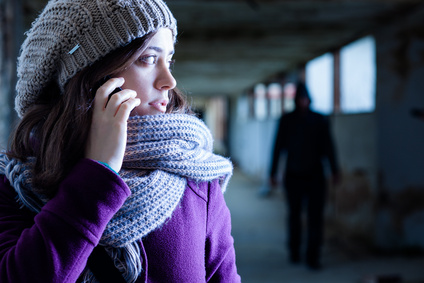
[327,113,377,245]
[374,8,424,250]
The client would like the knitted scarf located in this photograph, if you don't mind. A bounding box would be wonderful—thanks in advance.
[0,114,233,283]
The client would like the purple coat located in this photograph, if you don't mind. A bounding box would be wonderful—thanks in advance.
[0,159,241,282]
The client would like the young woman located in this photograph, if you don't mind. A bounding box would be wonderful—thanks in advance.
[0,0,240,282]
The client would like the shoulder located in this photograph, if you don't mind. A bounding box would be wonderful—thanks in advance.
[309,110,328,123]
[309,109,325,118]
[282,111,295,119]
[282,111,298,123]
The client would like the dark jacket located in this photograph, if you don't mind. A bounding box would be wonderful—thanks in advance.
[270,109,339,179]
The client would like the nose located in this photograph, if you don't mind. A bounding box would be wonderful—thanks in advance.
[155,62,177,91]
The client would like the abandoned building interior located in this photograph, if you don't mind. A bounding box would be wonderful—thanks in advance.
[1,0,424,282]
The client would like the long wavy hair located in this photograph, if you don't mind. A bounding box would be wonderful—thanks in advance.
[7,31,192,197]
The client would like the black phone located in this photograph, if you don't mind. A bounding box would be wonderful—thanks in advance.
[410,108,424,118]
[93,75,122,103]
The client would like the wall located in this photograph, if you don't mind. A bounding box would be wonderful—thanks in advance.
[229,95,278,183]
[228,7,424,249]
[328,113,378,246]
[0,0,11,148]
[374,8,424,250]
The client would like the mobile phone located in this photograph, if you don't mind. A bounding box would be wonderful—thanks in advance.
[410,108,424,118]
[93,75,122,103]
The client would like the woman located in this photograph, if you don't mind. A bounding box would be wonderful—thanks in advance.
[0,0,240,282]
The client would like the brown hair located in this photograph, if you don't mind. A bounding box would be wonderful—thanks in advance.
[8,31,192,197]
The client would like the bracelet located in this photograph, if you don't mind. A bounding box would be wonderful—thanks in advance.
[96,161,119,175]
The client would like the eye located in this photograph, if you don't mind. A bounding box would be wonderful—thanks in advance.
[139,55,157,65]
[168,59,176,71]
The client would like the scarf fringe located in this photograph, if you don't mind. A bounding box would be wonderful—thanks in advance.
[80,242,142,283]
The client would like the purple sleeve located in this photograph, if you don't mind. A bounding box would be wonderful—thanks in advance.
[205,179,241,283]
[0,159,130,283]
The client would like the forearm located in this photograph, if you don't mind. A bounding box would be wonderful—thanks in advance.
[0,159,130,282]
[206,180,241,283]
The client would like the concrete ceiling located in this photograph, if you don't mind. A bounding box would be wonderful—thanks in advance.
[23,0,424,97]
[167,0,423,97]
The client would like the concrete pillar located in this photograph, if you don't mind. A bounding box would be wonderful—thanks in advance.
[0,0,22,148]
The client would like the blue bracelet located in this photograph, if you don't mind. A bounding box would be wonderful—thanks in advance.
[97,161,119,175]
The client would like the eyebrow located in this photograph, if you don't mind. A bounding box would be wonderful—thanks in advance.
[147,46,174,55]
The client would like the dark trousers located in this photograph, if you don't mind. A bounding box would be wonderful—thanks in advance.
[284,174,326,265]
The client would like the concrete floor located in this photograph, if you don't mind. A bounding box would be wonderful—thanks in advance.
[224,168,424,283]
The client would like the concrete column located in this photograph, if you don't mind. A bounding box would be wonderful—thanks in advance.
[0,0,22,148]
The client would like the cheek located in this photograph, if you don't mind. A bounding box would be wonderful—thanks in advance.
[122,77,149,100]
[119,67,141,87]
[118,66,155,103]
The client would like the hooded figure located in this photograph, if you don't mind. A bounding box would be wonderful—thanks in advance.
[270,81,340,270]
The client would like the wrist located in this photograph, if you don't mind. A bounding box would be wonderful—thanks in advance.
[96,160,119,175]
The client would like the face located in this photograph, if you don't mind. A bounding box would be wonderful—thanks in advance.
[117,28,176,116]
[296,97,310,110]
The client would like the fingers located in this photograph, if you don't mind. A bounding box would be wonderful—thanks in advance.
[106,89,141,116]
[87,77,140,172]
[93,77,140,119]
[93,77,124,109]
[114,96,141,122]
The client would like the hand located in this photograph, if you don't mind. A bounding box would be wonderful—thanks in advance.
[85,77,140,173]
[332,173,342,186]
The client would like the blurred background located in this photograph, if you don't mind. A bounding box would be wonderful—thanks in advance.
[1,0,424,282]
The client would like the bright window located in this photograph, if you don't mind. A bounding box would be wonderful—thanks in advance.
[267,83,283,118]
[340,36,376,113]
[305,53,334,114]
[253,83,267,120]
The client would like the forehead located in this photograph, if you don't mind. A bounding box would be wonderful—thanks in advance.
[148,28,175,51]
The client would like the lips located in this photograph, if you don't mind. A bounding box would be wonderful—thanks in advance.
[149,99,169,113]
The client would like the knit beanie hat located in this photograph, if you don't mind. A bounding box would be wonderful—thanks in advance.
[15,0,177,117]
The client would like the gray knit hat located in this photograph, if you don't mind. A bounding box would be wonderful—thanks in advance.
[15,0,177,117]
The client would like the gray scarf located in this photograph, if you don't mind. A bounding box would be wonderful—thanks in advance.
[0,114,233,282]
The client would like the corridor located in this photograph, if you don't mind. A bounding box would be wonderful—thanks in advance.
[224,168,424,283]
